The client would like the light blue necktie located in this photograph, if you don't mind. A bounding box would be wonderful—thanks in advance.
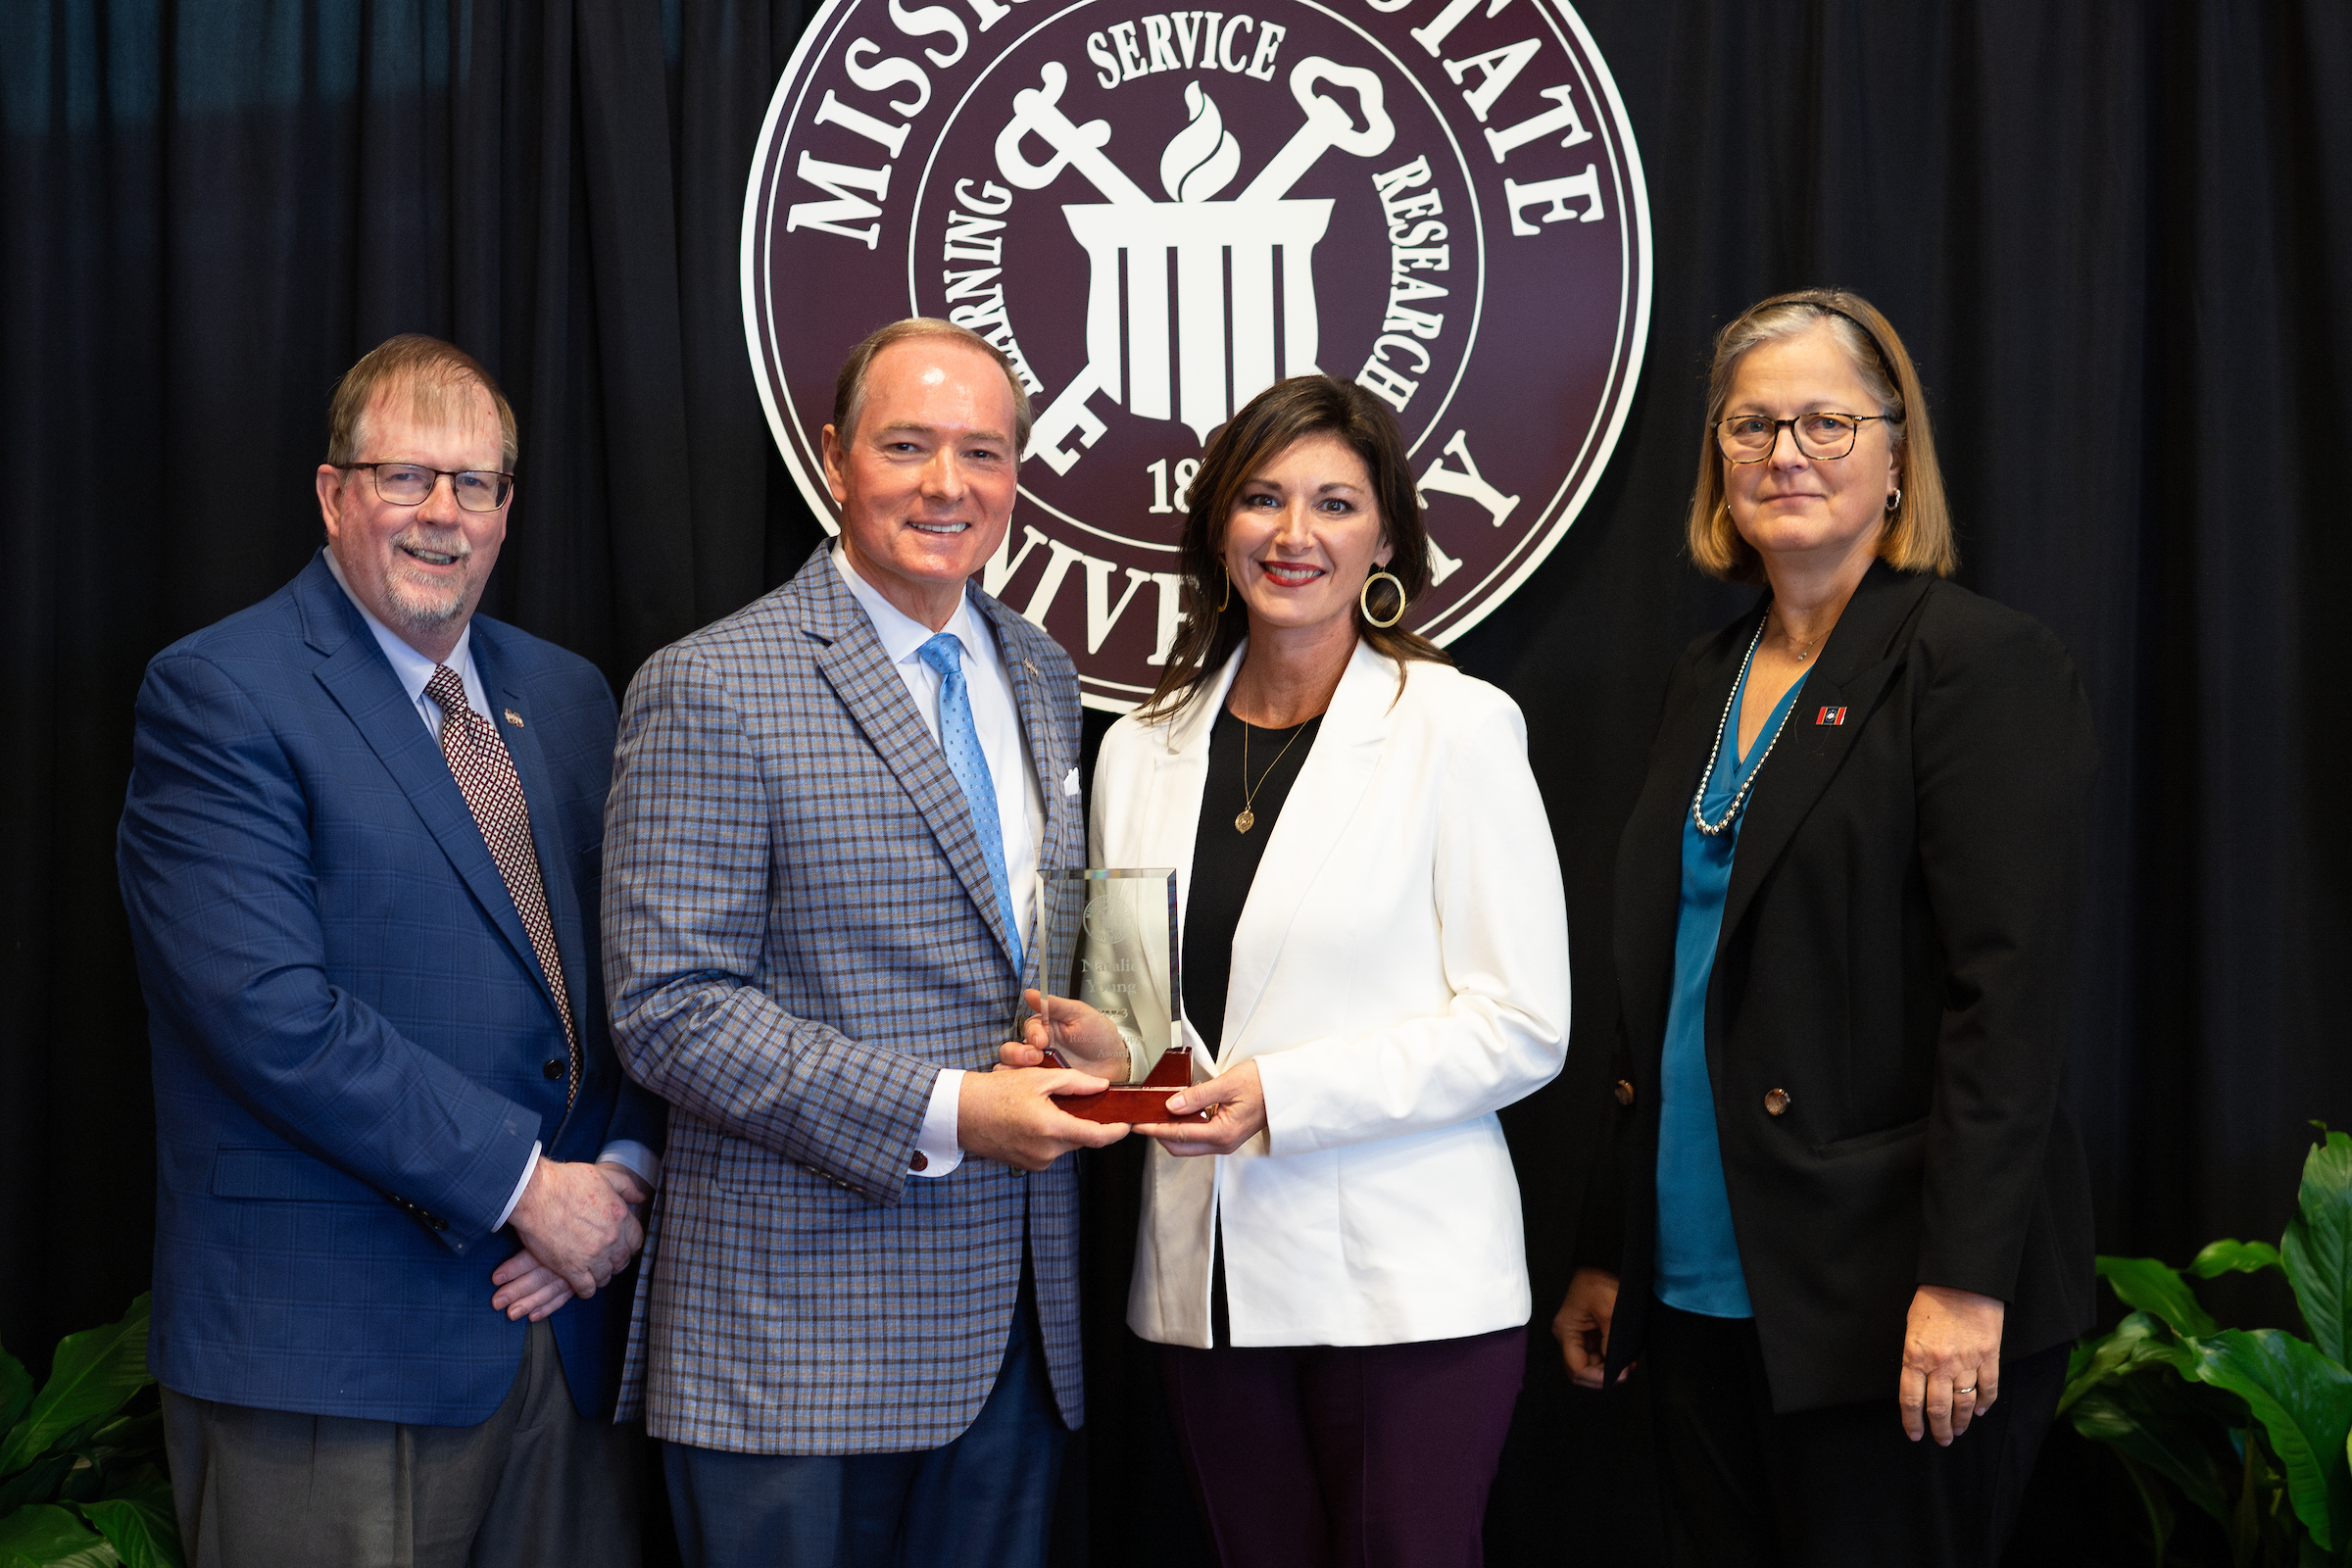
[917,633,1023,973]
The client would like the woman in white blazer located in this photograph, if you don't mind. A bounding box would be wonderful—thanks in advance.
[1008,375,1571,1566]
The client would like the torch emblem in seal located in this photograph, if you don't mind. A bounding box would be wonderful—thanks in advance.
[999,58,1396,462]
[744,0,1650,710]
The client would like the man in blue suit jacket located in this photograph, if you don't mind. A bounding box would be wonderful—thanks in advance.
[119,335,663,1567]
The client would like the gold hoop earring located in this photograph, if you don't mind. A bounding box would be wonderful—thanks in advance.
[1218,564,1233,612]
[1359,569,1407,629]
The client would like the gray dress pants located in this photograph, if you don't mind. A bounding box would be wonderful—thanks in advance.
[162,1318,642,1568]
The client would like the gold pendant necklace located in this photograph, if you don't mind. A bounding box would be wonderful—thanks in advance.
[1234,712,1310,833]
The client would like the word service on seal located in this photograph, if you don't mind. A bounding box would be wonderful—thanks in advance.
[747,0,1650,709]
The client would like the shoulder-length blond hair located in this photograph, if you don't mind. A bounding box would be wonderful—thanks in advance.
[1686,289,1956,582]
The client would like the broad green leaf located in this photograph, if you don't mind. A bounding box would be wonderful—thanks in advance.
[2098,1255,2222,1338]
[2062,1311,2194,1412]
[12,1417,120,1510]
[0,1301,152,1477]
[2185,1328,2352,1549]
[0,1503,120,1568]
[0,1355,30,1440]
[2194,1239,2287,1279]
[2283,1132,2352,1364]
[0,1455,75,1516]
[75,1417,160,1463]
[2069,1381,2235,1526]
[75,1494,181,1568]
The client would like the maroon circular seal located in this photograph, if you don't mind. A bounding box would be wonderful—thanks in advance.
[746,0,1650,710]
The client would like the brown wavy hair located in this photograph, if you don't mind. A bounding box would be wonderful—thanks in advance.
[1686,288,1956,582]
[1139,374,1448,718]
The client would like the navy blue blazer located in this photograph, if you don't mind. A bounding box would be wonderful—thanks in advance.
[119,552,663,1426]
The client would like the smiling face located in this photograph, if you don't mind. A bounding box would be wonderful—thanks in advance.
[1220,432,1395,642]
[821,335,1020,630]
[1720,323,1901,574]
[314,376,508,662]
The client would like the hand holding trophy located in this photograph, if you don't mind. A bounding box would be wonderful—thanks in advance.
[1004,989,1129,1080]
[1008,868,1208,1125]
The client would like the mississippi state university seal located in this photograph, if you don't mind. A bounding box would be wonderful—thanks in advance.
[746,0,1649,709]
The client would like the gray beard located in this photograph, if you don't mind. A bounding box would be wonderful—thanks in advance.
[379,576,468,637]
[378,534,473,636]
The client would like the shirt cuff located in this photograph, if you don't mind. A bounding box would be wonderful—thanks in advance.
[596,1141,661,1192]
[494,1143,541,1229]
[913,1069,965,1178]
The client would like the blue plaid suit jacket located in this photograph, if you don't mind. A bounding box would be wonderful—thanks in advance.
[604,546,1086,1454]
[118,552,663,1425]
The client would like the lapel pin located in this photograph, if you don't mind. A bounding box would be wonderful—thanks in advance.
[1815,707,1846,726]
[504,709,526,728]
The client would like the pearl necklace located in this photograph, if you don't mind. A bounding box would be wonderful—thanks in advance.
[1690,617,1799,838]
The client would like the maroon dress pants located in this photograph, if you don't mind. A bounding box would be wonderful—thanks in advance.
[1157,1324,1526,1568]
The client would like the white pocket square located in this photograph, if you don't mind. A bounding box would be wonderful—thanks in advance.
[1062,767,1081,797]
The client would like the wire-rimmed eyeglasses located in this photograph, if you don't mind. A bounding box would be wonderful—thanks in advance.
[340,462,514,513]
[1715,413,1894,464]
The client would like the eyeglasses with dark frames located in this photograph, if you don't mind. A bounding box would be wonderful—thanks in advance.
[340,462,514,513]
[1715,413,1895,464]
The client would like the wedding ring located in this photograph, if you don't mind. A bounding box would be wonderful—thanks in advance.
[1955,1384,1977,1395]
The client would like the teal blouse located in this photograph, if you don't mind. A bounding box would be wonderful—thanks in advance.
[1652,654,1808,1318]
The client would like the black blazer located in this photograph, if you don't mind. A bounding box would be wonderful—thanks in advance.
[1585,562,2098,1412]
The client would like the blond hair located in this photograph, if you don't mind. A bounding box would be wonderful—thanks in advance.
[1686,289,1955,582]
[326,334,516,468]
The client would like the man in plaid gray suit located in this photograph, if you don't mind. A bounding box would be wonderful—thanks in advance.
[603,319,1127,1568]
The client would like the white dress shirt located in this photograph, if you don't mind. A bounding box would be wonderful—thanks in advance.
[322,549,660,1224]
[832,545,1046,1178]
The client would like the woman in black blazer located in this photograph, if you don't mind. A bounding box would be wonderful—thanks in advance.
[1552,289,2097,1566]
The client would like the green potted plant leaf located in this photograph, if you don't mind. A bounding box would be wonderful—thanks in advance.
[0,1296,184,1568]
[2067,1128,2352,1566]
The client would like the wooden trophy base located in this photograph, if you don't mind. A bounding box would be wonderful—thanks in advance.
[1048,1047,1208,1125]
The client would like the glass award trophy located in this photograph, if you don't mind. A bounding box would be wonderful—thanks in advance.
[1026,867,1205,1125]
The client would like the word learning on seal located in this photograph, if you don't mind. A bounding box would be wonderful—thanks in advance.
[747,0,1651,710]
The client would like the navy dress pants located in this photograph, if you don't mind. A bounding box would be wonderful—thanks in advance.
[662,1285,1066,1568]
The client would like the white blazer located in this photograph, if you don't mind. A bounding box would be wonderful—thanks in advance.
[1095,640,1572,1349]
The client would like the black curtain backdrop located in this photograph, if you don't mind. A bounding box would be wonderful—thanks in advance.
[8,3,2350,1563]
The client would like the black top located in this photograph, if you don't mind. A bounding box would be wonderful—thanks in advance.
[1185,699,1322,1347]
[1183,704,1323,1057]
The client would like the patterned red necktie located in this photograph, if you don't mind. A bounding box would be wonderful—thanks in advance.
[424,663,578,1105]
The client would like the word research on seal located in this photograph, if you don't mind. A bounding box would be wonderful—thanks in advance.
[746,0,1650,710]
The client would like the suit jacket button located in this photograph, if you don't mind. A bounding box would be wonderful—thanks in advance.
[1764,1088,1790,1116]
[1613,1079,1636,1106]
[543,1058,565,1080]
[910,1152,929,1172]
